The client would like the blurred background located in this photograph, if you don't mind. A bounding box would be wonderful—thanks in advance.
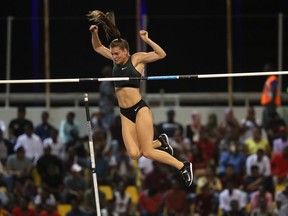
[0,0,288,98]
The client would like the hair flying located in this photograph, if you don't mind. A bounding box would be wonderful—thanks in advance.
[87,10,121,40]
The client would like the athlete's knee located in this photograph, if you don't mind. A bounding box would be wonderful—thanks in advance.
[141,149,153,159]
[127,149,141,160]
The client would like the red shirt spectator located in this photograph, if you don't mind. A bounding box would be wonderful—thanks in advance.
[143,161,171,193]
[139,187,163,215]
[164,179,188,215]
[270,146,288,181]
[12,195,36,216]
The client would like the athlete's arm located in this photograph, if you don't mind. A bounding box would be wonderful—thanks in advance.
[89,25,113,60]
[134,30,167,64]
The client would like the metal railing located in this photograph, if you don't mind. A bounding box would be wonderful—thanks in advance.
[1,92,286,108]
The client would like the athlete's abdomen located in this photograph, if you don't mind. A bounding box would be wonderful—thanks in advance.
[115,87,142,108]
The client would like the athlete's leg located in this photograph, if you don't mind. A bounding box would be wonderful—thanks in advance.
[121,108,193,187]
[120,114,142,160]
[135,107,183,170]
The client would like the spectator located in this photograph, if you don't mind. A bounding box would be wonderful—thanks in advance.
[36,143,64,180]
[222,200,246,216]
[43,128,65,160]
[245,165,271,197]
[34,111,55,141]
[205,113,218,140]
[65,199,90,216]
[245,149,273,194]
[36,143,64,201]
[250,196,274,215]
[0,128,14,164]
[164,178,188,216]
[59,111,81,151]
[98,65,116,132]
[218,142,246,177]
[39,201,61,216]
[114,147,136,185]
[157,108,183,138]
[272,126,288,154]
[275,182,288,216]
[13,123,43,164]
[246,149,271,178]
[243,126,271,157]
[34,186,57,214]
[63,163,87,204]
[143,161,171,194]
[113,181,131,216]
[138,156,153,185]
[220,164,244,190]
[8,106,33,143]
[138,187,164,216]
[193,183,217,216]
[0,187,9,208]
[239,105,261,144]
[270,145,288,185]
[250,185,273,214]
[218,108,241,152]
[196,165,222,195]
[6,146,33,194]
[189,144,208,177]
[194,129,216,165]
[83,178,107,216]
[186,111,205,143]
[11,195,37,216]
[219,180,247,214]
[0,160,13,194]
[170,128,192,161]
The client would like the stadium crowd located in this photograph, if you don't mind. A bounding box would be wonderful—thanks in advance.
[0,105,288,216]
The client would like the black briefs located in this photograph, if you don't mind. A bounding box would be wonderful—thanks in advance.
[120,99,149,123]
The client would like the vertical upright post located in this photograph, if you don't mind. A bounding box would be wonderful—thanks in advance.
[5,16,13,108]
[136,0,148,96]
[44,0,51,108]
[278,13,283,92]
[226,0,233,107]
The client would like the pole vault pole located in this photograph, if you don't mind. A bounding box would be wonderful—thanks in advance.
[84,93,101,216]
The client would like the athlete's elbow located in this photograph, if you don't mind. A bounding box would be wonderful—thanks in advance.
[158,52,167,59]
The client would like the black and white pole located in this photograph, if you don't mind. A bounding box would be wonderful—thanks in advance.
[84,93,101,216]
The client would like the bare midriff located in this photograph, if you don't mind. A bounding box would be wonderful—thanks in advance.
[115,87,142,108]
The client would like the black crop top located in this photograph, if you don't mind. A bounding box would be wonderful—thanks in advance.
[112,57,141,88]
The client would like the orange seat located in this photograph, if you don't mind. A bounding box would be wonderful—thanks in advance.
[99,185,113,201]
[57,204,72,216]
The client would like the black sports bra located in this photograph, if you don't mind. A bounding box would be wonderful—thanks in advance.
[112,58,141,88]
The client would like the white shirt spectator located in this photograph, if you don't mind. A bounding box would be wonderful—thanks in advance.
[114,190,131,214]
[14,133,43,164]
[138,156,153,177]
[34,192,56,206]
[273,137,288,154]
[246,153,271,176]
[43,137,65,160]
[219,188,247,212]
[275,187,288,216]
